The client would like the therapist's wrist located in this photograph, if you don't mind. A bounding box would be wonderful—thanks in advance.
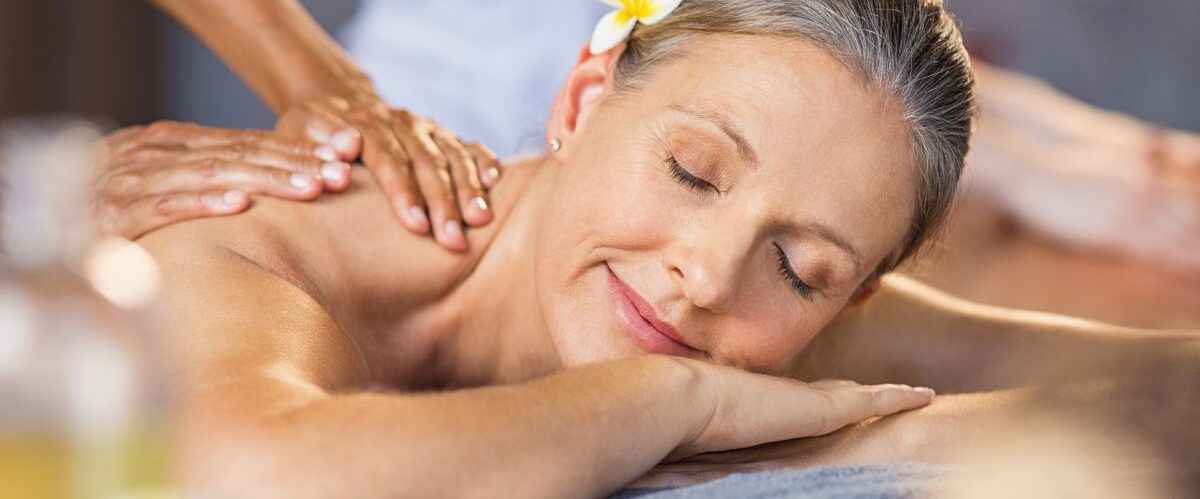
[274,70,376,113]
[271,60,376,112]
[257,31,377,113]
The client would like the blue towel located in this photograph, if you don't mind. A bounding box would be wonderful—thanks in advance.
[611,464,944,499]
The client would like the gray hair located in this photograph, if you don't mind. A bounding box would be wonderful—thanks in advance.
[614,0,975,279]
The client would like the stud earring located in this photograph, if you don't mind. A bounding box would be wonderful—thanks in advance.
[549,138,562,152]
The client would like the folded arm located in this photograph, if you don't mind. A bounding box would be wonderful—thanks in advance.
[142,207,926,498]
[143,226,707,499]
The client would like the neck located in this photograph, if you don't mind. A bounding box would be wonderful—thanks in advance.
[432,155,565,387]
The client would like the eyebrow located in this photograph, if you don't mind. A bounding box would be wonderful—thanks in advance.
[667,104,758,167]
[798,221,864,274]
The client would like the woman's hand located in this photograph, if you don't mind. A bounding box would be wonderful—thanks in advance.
[276,94,502,251]
[668,358,934,463]
[95,121,347,239]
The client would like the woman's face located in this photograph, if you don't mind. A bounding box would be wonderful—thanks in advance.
[535,35,915,374]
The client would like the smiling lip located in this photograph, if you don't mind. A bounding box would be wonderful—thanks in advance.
[606,265,700,356]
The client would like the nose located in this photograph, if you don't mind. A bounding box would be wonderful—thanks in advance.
[667,225,755,313]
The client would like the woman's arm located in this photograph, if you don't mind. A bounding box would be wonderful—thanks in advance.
[796,275,1199,393]
[143,222,931,498]
[147,229,701,498]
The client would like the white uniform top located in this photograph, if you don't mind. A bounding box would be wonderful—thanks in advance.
[340,1,609,158]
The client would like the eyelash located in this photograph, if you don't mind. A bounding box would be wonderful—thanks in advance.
[667,156,719,194]
[774,244,815,300]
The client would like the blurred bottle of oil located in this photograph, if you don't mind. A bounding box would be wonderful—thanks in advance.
[0,119,172,499]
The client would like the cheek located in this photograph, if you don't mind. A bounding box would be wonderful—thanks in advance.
[545,144,681,255]
[532,146,682,366]
[719,283,836,372]
[723,314,826,373]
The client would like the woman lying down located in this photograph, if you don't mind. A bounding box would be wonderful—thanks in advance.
[100,0,1198,497]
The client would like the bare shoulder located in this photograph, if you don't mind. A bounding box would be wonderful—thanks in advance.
[135,163,529,395]
[138,223,367,407]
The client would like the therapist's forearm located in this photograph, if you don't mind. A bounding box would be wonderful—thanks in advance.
[147,0,368,112]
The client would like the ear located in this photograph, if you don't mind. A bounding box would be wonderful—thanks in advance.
[546,42,626,157]
[847,278,881,308]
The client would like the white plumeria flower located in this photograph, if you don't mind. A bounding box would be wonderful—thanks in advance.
[589,0,684,54]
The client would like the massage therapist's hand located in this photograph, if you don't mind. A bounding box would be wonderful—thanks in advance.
[667,358,934,463]
[275,94,502,251]
[94,120,352,239]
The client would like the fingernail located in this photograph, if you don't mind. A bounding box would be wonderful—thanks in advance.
[330,129,359,153]
[407,206,429,231]
[444,220,463,241]
[314,145,339,162]
[482,166,500,186]
[290,172,315,190]
[471,196,489,213]
[203,190,244,211]
[915,387,936,397]
[320,162,349,185]
[222,190,245,205]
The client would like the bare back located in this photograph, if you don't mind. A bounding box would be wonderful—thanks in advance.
[139,163,534,419]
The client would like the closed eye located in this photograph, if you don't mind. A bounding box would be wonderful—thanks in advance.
[667,156,720,194]
[774,244,815,300]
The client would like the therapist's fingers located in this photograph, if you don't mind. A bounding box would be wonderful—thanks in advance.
[389,110,468,250]
[100,189,249,240]
[292,97,364,160]
[466,142,502,189]
[356,118,432,234]
[108,121,327,160]
[102,159,327,203]
[95,158,330,240]
[433,130,492,228]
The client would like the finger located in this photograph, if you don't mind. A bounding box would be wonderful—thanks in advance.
[143,121,327,159]
[125,159,326,201]
[304,99,364,160]
[808,379,860,390]
[279,104,340,142]
[821,384,935,434]
[167,145,326,174]
[433,131,492,228]
[279,102,355,156]
[112,189,249,239]
[102,125,149,158]
[358,119,431,234]
[107,143,188,168]
[105,123,179,157]
[466,142,502,189]
[391,116,466,250]
[168,145,350,192]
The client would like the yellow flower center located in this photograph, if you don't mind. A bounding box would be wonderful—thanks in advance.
[618,0,659,21]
